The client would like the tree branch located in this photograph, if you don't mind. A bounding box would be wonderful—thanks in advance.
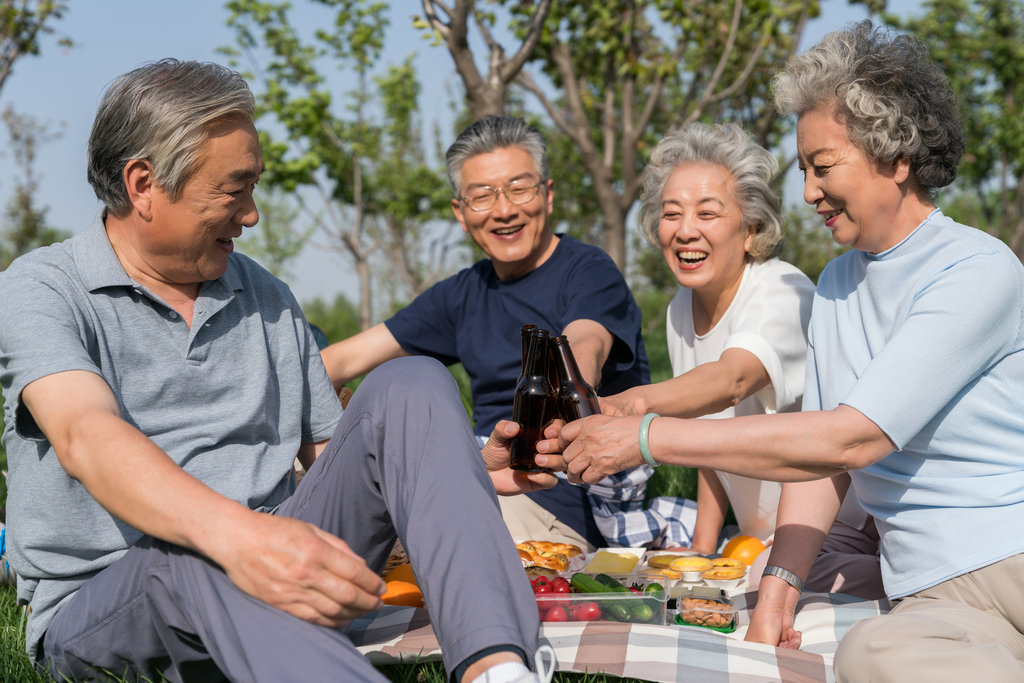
[689,0,743,119]
[421,0,452,41]
[499,0,555,82]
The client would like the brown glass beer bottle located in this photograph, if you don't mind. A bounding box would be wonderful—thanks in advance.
[551,335,601,422]
[510,329,557,472]
[517,324,537,384]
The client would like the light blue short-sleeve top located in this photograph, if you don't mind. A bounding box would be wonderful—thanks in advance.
[807,210,1024,598]
[0,211,342,654]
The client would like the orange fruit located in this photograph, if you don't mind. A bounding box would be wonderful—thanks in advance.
[381,580,424,608]
[722,535,767,566]
[384,563,418,587]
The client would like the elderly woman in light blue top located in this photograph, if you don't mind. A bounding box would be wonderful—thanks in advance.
[557,21,1024,682]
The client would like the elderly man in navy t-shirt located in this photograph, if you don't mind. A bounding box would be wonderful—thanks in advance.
[321,116,652,551]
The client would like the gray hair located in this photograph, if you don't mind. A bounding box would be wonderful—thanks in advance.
[637,123,784,262]
[445,116,548,196]
[772,21,964,191]
[88,59,256,215]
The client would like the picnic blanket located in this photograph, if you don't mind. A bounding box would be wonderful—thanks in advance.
[346,592,890,682]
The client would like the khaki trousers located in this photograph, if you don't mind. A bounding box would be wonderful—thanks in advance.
[498,492,598,553]
[834,553,1024,683]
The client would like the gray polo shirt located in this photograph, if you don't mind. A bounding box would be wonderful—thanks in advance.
[0,211,342,654]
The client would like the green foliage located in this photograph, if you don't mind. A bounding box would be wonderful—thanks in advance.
[0,1,72,96]
[0,106,69,271]
[237,186,314,282]
[779,205,847,284]
[891,0,1024,255]
[303,293,362,344]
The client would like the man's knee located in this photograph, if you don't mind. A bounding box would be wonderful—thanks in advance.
[364,356,454,394]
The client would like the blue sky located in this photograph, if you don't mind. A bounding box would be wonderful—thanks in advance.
[1,0,917,307]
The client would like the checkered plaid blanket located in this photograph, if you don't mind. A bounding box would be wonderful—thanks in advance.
[346,592,890,682]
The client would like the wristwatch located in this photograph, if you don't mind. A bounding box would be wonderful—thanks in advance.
[762,565,805,593]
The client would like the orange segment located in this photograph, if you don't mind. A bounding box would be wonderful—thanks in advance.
[722,535,767,566]
[384,563,418,587]
[381,580,424,608]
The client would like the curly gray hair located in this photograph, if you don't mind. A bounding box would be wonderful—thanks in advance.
[88,59,256,215]
[637,123,784,262]
[771,21,964,191]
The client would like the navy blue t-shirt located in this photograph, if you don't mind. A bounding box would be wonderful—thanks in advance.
[385,235,649,545]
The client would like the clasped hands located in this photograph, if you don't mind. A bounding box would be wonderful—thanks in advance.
[483,412,647,491]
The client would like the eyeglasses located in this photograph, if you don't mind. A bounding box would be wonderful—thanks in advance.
[459,179,544,212]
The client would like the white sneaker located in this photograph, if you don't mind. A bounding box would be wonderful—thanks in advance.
[511,645,556,683]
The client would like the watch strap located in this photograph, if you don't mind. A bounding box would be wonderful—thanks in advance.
[762,565,805,593]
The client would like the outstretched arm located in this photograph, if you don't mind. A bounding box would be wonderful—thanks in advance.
[320,322,409,392]
[600,347,769,417]
[555,404,896,485]
[23,370,386,627]
[562,318,614,388]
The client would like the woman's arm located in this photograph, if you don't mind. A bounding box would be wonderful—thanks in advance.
[554,405,896,485]
[600,348,769,417]
[746,475,850,647]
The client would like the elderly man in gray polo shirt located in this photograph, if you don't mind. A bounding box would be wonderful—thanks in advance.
[0,60,558,683]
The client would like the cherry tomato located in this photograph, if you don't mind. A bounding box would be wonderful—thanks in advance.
[537,595,572,612]
[628,587,643,595]
[543,606,570,622]
[549,577,571,594]
[533,583,552,594]
[533,576,550,587]
[574,602,602,621]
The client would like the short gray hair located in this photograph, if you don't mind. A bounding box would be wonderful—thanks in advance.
[637,123,784,262]
[88,59,256,215]
[445,116,547,196]
[772,21,964,191]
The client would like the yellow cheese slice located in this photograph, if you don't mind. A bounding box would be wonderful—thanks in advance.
[585,550,639,574]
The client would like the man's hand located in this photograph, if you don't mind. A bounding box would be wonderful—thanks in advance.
[558,414,645,484]
[482,420,564,495]
[217,513,386,628]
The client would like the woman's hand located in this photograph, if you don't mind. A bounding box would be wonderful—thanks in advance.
[745,576,802,649]
[597,388,647,417]
[558,414,645,484]
[746,606,802,649]
[483,420,565,495]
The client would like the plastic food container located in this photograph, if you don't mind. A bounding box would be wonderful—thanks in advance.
[674,587,738,633]
[534,571,670,625]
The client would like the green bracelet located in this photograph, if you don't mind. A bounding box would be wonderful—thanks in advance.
[638,413,660,468]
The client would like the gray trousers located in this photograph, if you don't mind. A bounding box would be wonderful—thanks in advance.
[41,357,539,683]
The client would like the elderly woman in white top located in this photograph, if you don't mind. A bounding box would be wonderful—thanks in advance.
[600,123,814,554]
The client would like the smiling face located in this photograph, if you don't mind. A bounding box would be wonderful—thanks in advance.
[451,145,556,280]
[796,107,911,254]
[657,163,754,303]
[146,117,263,284]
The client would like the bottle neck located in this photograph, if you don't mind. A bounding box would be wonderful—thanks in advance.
[553,339,583,384]
[526,333,550,377]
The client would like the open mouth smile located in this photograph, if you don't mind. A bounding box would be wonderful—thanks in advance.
[820,208,843,226]
[491,226,524,238]
[676,250,708,267]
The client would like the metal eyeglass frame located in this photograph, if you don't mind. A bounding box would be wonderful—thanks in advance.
[458,180,545,212]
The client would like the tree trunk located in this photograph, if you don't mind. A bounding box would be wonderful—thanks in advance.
[356,254,373,330]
